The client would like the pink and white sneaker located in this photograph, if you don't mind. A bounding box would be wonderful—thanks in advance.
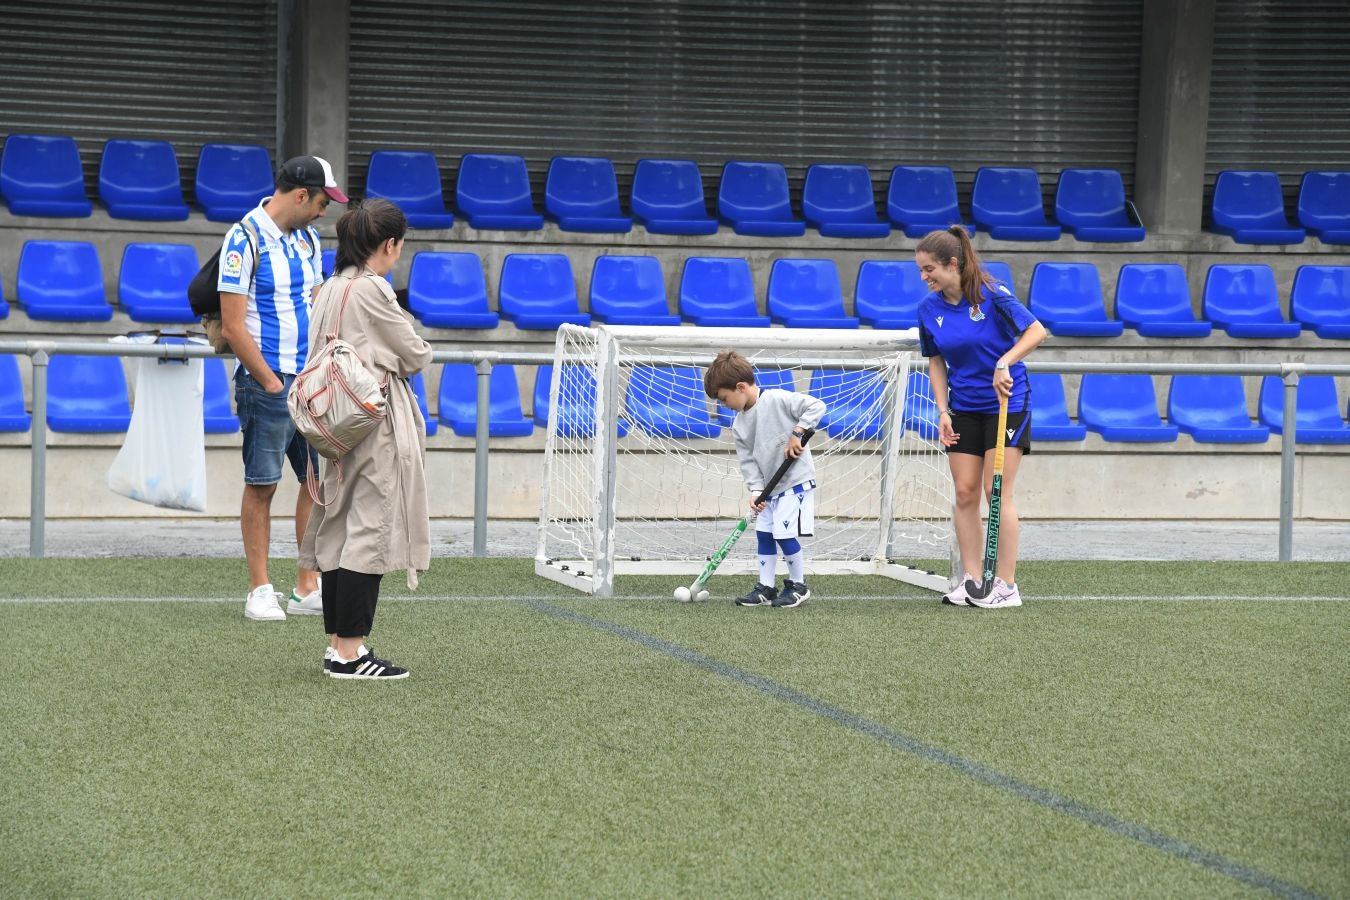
[968,577,1022,609]
[942,574,975,606]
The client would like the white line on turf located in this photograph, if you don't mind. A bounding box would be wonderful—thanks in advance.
[1,593,1346,604]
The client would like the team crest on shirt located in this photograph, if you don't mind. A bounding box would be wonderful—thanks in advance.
[294,233,310,255]
[969,305,986,322]
[222,250,243,279]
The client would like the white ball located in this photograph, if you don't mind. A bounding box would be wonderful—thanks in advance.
[673,586,691,602]
[695,590,710,602]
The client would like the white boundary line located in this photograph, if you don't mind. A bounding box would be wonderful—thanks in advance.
[1,593,1345,604]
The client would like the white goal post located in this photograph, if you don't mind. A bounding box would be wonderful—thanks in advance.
[534,325,955,596]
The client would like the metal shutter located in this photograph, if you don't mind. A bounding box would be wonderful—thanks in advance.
[1206,2,1350,222]
[0,0,278,202]
[348,0,1142,211]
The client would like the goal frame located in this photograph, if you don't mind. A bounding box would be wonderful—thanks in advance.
[534,325,953,596]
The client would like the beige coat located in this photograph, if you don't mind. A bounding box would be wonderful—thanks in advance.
[299,266,434,587]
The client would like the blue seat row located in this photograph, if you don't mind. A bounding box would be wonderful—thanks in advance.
[1212,170,1350,245]
[0,135,275,222]
[8,240,1349,343]
[1030,262,1349,340]
[1030,372,1350,445]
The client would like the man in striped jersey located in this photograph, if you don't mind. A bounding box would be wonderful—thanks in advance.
[219,156,347,622]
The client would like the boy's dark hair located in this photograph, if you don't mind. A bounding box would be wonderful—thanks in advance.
[703,349,755,399]
[334,199,408,274]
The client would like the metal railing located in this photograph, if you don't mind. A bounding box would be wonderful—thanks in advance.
[2,338,1347,562]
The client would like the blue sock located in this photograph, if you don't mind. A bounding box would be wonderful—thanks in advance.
[778,538,805,583]
[757,531,777,587]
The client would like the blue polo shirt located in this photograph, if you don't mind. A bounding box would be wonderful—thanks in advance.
[917,281,1039,414]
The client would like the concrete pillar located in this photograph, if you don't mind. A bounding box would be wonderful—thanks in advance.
[278,0,351,190]
[1133,0,1215,235]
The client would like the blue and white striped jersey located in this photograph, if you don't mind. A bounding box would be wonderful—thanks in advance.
[217,200,324,375]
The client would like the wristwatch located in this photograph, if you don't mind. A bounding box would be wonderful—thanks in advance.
[994,362,1009,370]
[792,428,807,439]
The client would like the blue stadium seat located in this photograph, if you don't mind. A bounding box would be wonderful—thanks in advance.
[717,161,805,237]
[1078,374,1178,442]
[98,139,189,221]
[1028,262,1124,337]
[715,368,796,425]
[437,363,534,437]
[0,356,32,432]
[1210,171,1305,244]
[810,369,883,439]
[322,248,335,279]
[903,370,940,440]
[202,357,239,434]
[544,157,631,233]
[409,371,437,436]
[365,150,455,229]
[1054,168,1145,242]
[454,154,543,230]
[406,252,499,329]
[119,243,199,324]
[588,256,679,326]
[1114,264,1212,337]
[17,241,111,322]
[801,164,889,238]
[1259,375,1350,444]
[971,167,1062,241]
[766,259,859,329]
[678,257,768,327]
[1297,171,1350,244]
[1027,373,1086,441]
[1166,375,1268,444]
[1202,264,1301,338]
[498,254,590,330]
[629,159,718,235]
[624,366,721,439]
[533,364,629,437]
[854,260,926,329]
[48,356,132,432]
[0,134,92,217]
[0,279,9,320]
[195,144,272,223]
[1290,265,1350,339]
[886,165,972,238]
[982,261,1016,295]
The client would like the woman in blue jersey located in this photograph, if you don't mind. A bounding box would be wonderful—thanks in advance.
[915,226,1047,609]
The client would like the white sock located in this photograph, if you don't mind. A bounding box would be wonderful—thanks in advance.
[784,549,805,583]
[757,555,777,588]
[334,645,368,665]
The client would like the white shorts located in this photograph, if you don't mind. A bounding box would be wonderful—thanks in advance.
[755,481,816,539]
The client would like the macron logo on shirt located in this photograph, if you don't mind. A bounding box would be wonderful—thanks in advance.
[936,316,944,327]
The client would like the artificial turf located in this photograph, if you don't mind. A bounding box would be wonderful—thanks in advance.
[2,558,1346,898]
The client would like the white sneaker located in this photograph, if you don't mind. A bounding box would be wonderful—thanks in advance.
[968,577,1022,609]
[288,586,323,616]
[942,574,975,606]
[244,583,286,621]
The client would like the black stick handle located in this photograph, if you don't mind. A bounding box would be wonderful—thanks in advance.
[754,428,814,505]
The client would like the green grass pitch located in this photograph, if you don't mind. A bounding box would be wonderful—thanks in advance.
[2,558,1346,898]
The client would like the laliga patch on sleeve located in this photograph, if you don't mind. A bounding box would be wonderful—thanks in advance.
[221,250,244,281]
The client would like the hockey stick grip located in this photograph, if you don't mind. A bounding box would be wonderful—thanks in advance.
[754,428,814,505]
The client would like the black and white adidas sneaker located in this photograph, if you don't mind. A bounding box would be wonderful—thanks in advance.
[328,650,409,680]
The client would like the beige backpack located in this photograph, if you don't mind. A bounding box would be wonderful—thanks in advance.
[288,278,387,499]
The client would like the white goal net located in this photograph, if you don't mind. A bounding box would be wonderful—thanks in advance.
[535,325,955,596]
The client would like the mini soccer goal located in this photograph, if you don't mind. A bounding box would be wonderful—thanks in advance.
[535,325,955,596]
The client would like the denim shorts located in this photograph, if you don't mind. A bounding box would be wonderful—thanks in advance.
[235,368,318,485]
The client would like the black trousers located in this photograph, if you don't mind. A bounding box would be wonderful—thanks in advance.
[321,568,384,638]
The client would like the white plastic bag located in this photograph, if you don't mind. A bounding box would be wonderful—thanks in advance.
[107,341,208,511]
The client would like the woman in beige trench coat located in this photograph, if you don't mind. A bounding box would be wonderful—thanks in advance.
[300,199,433,680]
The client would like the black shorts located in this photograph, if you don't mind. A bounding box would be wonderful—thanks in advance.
[948,409,1032,457]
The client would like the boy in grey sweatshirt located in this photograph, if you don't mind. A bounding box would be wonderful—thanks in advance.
[703,350,826,608]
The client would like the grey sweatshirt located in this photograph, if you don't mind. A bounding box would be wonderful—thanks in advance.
[732,387,827,495]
